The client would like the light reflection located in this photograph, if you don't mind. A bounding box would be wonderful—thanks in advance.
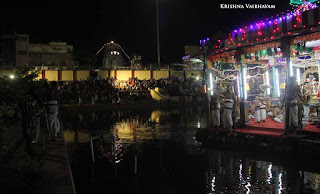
[239,162,243,182]
[278,172,283,194]
[211,176,216,191]
[245,180,251,194]
[62,108,320,193]
[267,164,273,184]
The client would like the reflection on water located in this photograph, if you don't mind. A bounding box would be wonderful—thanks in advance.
[61,107,320,194]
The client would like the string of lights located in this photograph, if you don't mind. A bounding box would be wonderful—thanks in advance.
[96,41,131,60]
[201,2,320,54]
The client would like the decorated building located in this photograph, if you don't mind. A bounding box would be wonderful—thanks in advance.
[204,2,320,96]
[203,1,320,125]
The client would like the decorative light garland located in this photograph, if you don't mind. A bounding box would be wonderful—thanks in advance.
[200,2,319,54]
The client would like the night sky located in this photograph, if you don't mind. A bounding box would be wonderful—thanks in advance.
[1,0,294,64]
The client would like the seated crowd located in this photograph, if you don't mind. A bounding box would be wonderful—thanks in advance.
[56,76,203,104]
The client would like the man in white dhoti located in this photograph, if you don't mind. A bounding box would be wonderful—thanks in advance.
[46,81,60,140]
[210,87,221,128]
[254,97,261,123]
[260,100,267,122]
[222,84,236,131]
[282,77,302,135]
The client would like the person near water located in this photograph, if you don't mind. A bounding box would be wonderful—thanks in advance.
[210,85,222,128]
[222,84,236,131]
[19,85,43,158]
[282,76,302,135]
[46,81,60,140]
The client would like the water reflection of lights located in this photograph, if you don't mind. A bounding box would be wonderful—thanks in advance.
[245,181,251,194]
[239,162,243,182]
[211,176,216,191]
[267,164,273,184]
[114,139,124,164]
[278,173,283,194]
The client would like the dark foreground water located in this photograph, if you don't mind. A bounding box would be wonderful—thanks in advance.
[61,106,320,194]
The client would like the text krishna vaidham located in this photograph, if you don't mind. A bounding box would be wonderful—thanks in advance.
[220,4,275,9]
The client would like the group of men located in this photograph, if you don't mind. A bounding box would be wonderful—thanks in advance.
[210,76,302,135]
[210,84,236,131]
[20,81,61,158]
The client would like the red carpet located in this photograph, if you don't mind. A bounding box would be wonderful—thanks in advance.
[233,118,320,137]
[247,118,320,132]
[208,117,320,137]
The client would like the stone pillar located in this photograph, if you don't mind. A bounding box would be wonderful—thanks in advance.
[42,70,45,79]
[58,70,61,81]
[73,70,76,81]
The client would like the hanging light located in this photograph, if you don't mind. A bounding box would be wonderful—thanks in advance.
[296,68,301,85]
[276,68,280,97]
[243,66,247,100]
[265,70,270,96]
[289,60,293,76]
[237,73,241,98]
[210,73,213,96]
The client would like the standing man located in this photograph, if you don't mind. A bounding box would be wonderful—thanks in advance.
[210,85,221,128]
[253,96,261,123]
[282,76,302,135]
[46,81,60,140]
[19,83,45,158]
[222,84,236,131]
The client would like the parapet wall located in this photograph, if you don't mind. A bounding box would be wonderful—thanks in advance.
[0,69,201,81]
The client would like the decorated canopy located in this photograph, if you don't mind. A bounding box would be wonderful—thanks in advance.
[205,2,320,56]
[290,0,318,6]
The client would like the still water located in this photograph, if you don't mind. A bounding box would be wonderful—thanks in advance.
[61,106,320,194]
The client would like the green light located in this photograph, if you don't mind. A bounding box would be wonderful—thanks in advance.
[290,0,318,5]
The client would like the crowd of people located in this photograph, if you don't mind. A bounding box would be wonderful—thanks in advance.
[56,77,203,104]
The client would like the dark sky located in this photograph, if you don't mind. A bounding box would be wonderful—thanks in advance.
[1,0,293,64]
